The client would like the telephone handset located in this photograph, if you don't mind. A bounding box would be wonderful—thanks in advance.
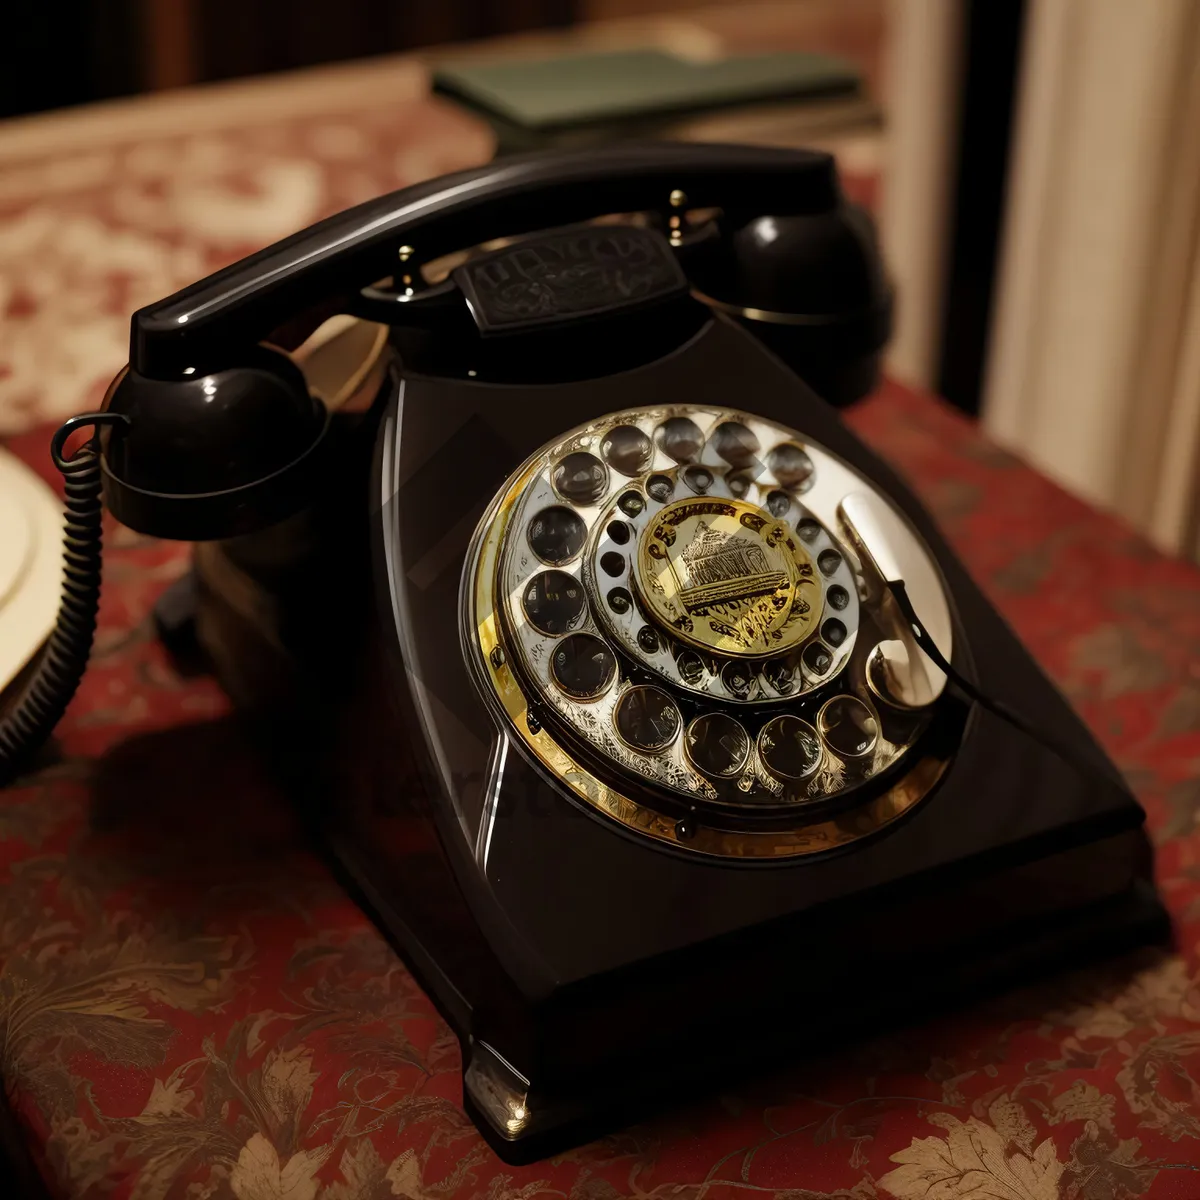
[0,144,1163,1159]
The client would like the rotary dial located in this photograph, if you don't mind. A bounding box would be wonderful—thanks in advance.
[466,405,948,849]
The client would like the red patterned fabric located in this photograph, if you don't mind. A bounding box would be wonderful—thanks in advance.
[0,89,495,436]
[4,383,1200,1199]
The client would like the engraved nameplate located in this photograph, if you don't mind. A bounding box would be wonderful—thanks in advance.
[453,224,687,335]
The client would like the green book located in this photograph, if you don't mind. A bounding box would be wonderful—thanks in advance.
[432,48,861,151]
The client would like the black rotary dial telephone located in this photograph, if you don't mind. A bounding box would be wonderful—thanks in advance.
[0,144,1165,1160]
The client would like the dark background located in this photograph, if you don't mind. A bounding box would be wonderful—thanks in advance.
[0,0,574,119]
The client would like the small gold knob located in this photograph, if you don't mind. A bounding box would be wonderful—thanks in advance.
[397,245,415,262]
[669,189,687,208]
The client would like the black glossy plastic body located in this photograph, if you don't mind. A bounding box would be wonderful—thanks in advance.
[101,144,892,541]
[127,144,847,377]
[192,313,1164,1162]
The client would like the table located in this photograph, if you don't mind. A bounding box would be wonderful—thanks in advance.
[7,381,1200,1198]
[3,29,1200,1200]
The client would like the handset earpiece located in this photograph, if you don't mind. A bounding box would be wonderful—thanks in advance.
[0,345,328,783]
[689,204,893,406]
[100,345,330,541]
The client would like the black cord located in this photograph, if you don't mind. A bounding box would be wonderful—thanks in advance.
[888,580,1117,788]
[0,414,125,786]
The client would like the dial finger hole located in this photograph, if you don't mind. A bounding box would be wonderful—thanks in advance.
[766,489,791,517]
[818,548,843,576]
[553,451,608,506]
[646,474,674,503]
[727,470,753,498]
[721,660,754,699]
[818,695,879,759]
[675,649,706,685]
[802,641,833,676]
[768,442,814,490]
[601,424,653,476]
[523,570,588,636]
[821,617,847,647]
[711,421,761,468]
[763,657,797,695]
[655,416,704,463]
[618,490,645,517]
[527,506,587,565]
[684,712,751,778]
[758,715,822,780]
[607,587,632,614]
[551,633,617,699]
[614,685,681,752]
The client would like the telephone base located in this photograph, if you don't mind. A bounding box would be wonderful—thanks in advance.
[474,885,1165,1163]
[184,316,1167,1161]
[331,821,1165,1163]
[152,571,210,679]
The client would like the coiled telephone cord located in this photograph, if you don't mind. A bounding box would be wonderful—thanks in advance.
[0,415,124,786]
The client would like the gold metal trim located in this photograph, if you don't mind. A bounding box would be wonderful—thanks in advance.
[471,457,951,860]
[635,495,822,658]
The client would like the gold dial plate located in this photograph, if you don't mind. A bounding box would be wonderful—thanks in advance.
[584,466,860,705]
[637,496,822,657]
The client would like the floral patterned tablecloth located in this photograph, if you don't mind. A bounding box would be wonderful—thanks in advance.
[2,48,1200,1200]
